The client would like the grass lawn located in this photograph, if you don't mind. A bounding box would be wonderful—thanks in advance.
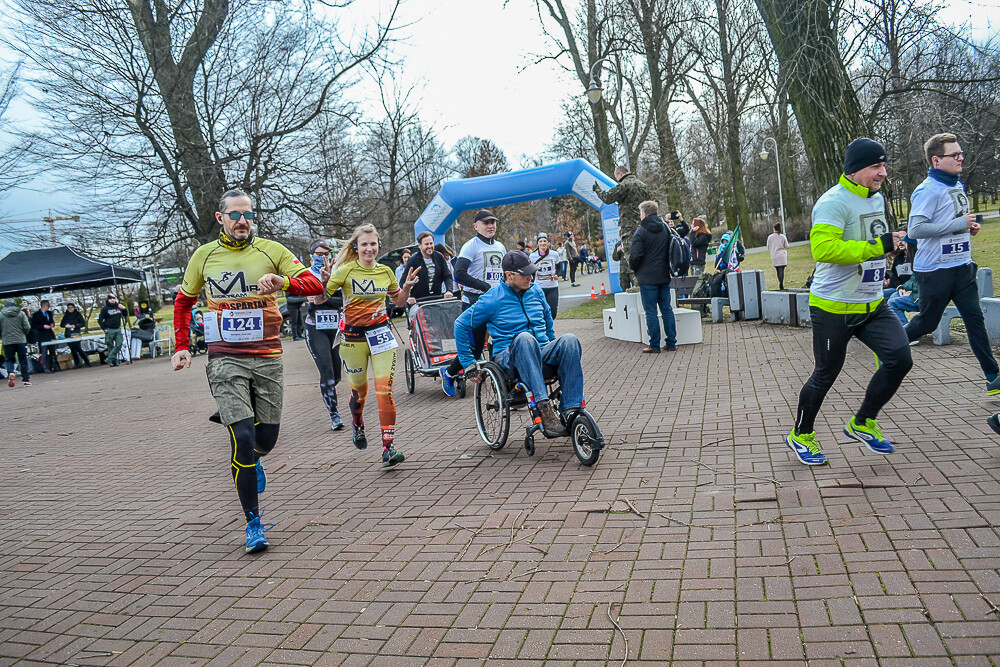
[560,295,614,319]
[740,217,1000,291]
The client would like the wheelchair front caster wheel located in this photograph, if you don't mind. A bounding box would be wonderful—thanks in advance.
[524,436,535,457]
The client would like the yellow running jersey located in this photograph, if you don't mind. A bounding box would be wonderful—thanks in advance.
[180,237,308,358]
[326,261,400,334]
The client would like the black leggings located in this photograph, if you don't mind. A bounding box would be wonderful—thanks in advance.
[228,418,279,521]
[304,323,342,420]
[543,287,559,320]
[795,303,912,435]
[905,264,998,378]
[569,258,578,283]
[447,295,488,376]
[775,265,785,290]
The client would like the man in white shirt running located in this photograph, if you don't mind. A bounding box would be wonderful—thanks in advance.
[901,132,1000,395]
[440,209,508,396]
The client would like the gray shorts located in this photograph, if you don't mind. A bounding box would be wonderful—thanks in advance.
[206,355,284,425]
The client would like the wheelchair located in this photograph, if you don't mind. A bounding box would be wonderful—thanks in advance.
[473,360,605,466]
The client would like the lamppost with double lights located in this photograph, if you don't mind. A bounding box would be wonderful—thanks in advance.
[586,58,630,173]
[759,136,785,232]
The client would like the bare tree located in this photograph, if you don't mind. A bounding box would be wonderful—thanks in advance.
[624,0,694,211]
[8,0,399,257]
[684,0,770,244]
[0,60,29,198]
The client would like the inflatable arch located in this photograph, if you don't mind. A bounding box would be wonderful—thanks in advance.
[413,158,626,292]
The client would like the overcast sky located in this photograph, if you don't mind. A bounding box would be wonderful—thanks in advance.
[0,0,996,252]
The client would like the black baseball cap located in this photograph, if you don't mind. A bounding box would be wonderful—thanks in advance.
[474,209,498,223]
[501,251,537,276]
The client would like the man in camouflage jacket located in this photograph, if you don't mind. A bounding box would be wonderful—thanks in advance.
[594,166,652,290]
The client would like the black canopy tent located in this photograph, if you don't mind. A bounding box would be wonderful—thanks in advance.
[0,245,146,298]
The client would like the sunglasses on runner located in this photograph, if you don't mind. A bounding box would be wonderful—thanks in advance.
[224,211,257,221]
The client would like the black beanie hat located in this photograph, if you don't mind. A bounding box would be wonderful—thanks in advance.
[843,138,887,175]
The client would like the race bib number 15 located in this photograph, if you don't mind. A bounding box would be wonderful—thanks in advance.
[941,236,971,262]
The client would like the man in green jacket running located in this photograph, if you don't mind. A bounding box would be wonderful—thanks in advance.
[785,138,911,466]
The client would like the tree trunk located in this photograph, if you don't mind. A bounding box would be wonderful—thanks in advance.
[775,94,803,218]
[755,0,869,189]
[631,0,691,210]
[717,0,758,246]
[129,0,229,244]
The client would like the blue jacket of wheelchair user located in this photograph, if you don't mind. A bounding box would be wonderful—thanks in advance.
[454,281,555,368]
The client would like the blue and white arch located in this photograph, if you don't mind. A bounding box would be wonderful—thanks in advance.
[413,158,625,292]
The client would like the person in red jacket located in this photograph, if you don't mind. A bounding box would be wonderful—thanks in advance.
[170,188,324,554]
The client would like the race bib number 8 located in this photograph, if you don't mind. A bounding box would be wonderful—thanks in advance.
[315,310,340,330]
[220,309,264,342]
[858,259,886,294]
[366,325,398,355]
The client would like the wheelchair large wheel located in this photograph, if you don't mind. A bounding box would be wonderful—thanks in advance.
[474,362,509,450]
[570,410,603,466]
[404,349,416,394]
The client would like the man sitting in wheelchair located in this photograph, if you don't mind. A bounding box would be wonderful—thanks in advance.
[455,251,584,436]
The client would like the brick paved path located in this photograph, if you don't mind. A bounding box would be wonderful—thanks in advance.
[2,317,1000,666]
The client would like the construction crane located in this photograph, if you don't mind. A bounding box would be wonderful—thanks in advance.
[0,210,82,244]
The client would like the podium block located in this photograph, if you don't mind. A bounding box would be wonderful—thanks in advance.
[762,290,811,327]
[603,290,702,345]
[727,270,764,320]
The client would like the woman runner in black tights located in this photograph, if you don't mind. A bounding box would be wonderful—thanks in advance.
[304,240,345,430]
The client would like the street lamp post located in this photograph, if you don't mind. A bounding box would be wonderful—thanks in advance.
[759,137,785,232]
[586,58,630,173]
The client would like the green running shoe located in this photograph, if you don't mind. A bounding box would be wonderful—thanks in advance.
[785,430,827,466]
[844,416,895,454]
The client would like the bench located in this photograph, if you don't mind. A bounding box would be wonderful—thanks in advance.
[672,273,762,323]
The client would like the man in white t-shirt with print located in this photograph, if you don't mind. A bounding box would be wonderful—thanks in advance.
[902,133,999,395]
[529,232,561,319]
[440,209,508,396]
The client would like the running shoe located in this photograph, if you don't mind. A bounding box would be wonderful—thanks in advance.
[256,458,266,494]
[439,368,457,397]
[785,430,827,465]
[353,424,367,450]
[7,374,14,388]
[382,446,405,468]
[22,381,31,387]
[245,513,269,553]
[988,413,1000,437]
[986,376,1000,396]
[844,416,895,454]
[331,413,344,431]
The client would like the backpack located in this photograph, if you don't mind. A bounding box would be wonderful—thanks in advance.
[709,270,728,298]
[668,229,689,276]
[692,272,712,299]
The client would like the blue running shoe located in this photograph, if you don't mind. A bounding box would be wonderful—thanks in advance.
[256,458,266,494]
[986,376,1000,396]
[785,430,827,466]
[988,413,1000,436]
[844,417,895,454]
[440,368,457,397]
[245,513,269,553]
